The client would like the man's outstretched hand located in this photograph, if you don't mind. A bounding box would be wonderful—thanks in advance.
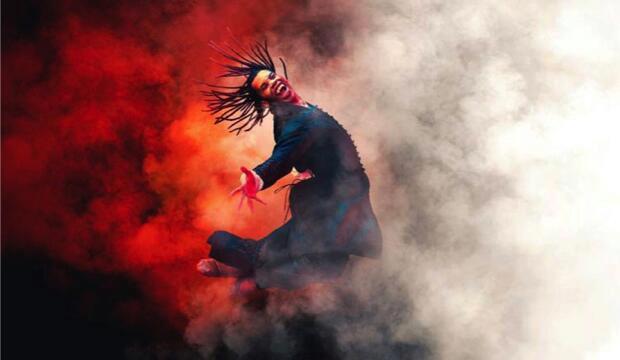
[230,166,265,212]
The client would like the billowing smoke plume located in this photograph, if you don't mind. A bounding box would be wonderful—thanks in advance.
[188,0,620,358]
[3,0,619,359]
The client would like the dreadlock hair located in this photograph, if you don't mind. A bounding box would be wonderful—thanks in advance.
[203,38,288,135]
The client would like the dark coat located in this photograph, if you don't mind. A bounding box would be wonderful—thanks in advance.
[251,102,382,289]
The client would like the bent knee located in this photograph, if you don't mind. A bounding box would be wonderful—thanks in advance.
[207,231,233,247]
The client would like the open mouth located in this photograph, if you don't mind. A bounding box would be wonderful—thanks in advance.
[273,80,287,96]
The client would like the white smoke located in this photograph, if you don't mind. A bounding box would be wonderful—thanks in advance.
[307,0,620,359]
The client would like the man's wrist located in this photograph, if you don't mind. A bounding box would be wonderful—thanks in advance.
[250,170,264,191]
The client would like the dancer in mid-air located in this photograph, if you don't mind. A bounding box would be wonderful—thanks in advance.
[197,40,382,295]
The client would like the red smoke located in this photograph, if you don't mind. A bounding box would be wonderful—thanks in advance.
[2,0,308,332]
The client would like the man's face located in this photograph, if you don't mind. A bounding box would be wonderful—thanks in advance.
[251,70,298,103]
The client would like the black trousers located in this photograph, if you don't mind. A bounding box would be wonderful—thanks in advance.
[207,231,263,275]
[207,223,350,289]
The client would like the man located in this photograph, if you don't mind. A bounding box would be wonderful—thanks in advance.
[198,40,382,294]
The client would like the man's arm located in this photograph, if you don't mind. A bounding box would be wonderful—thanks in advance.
[253,122,314,190]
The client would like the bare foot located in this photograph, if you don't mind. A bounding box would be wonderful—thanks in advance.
[196,258,244,277]
[196,259,217,276]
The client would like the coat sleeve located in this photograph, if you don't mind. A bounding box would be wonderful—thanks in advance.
[253,122,314,190]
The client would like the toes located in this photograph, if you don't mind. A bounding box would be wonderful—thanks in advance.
[197,259,217,276]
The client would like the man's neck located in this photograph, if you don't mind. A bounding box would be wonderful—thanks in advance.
[270,100,309,118]
[282,91,307,108]
[288,96,307,108]
[271,95,307,112]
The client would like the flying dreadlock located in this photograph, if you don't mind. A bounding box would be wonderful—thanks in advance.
[203,39,288,135]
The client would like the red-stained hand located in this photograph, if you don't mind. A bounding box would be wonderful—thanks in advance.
[230,166,266,212]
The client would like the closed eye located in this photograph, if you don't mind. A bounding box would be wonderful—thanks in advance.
[268,72,276,80]
[260,83,268,90]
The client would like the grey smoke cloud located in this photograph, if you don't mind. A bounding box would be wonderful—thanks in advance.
[186,0,620,358]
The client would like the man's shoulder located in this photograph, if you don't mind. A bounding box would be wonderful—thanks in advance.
[277,104,342,138]
[280,106,315,131]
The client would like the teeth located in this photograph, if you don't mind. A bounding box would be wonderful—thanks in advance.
[273,82,285,95]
